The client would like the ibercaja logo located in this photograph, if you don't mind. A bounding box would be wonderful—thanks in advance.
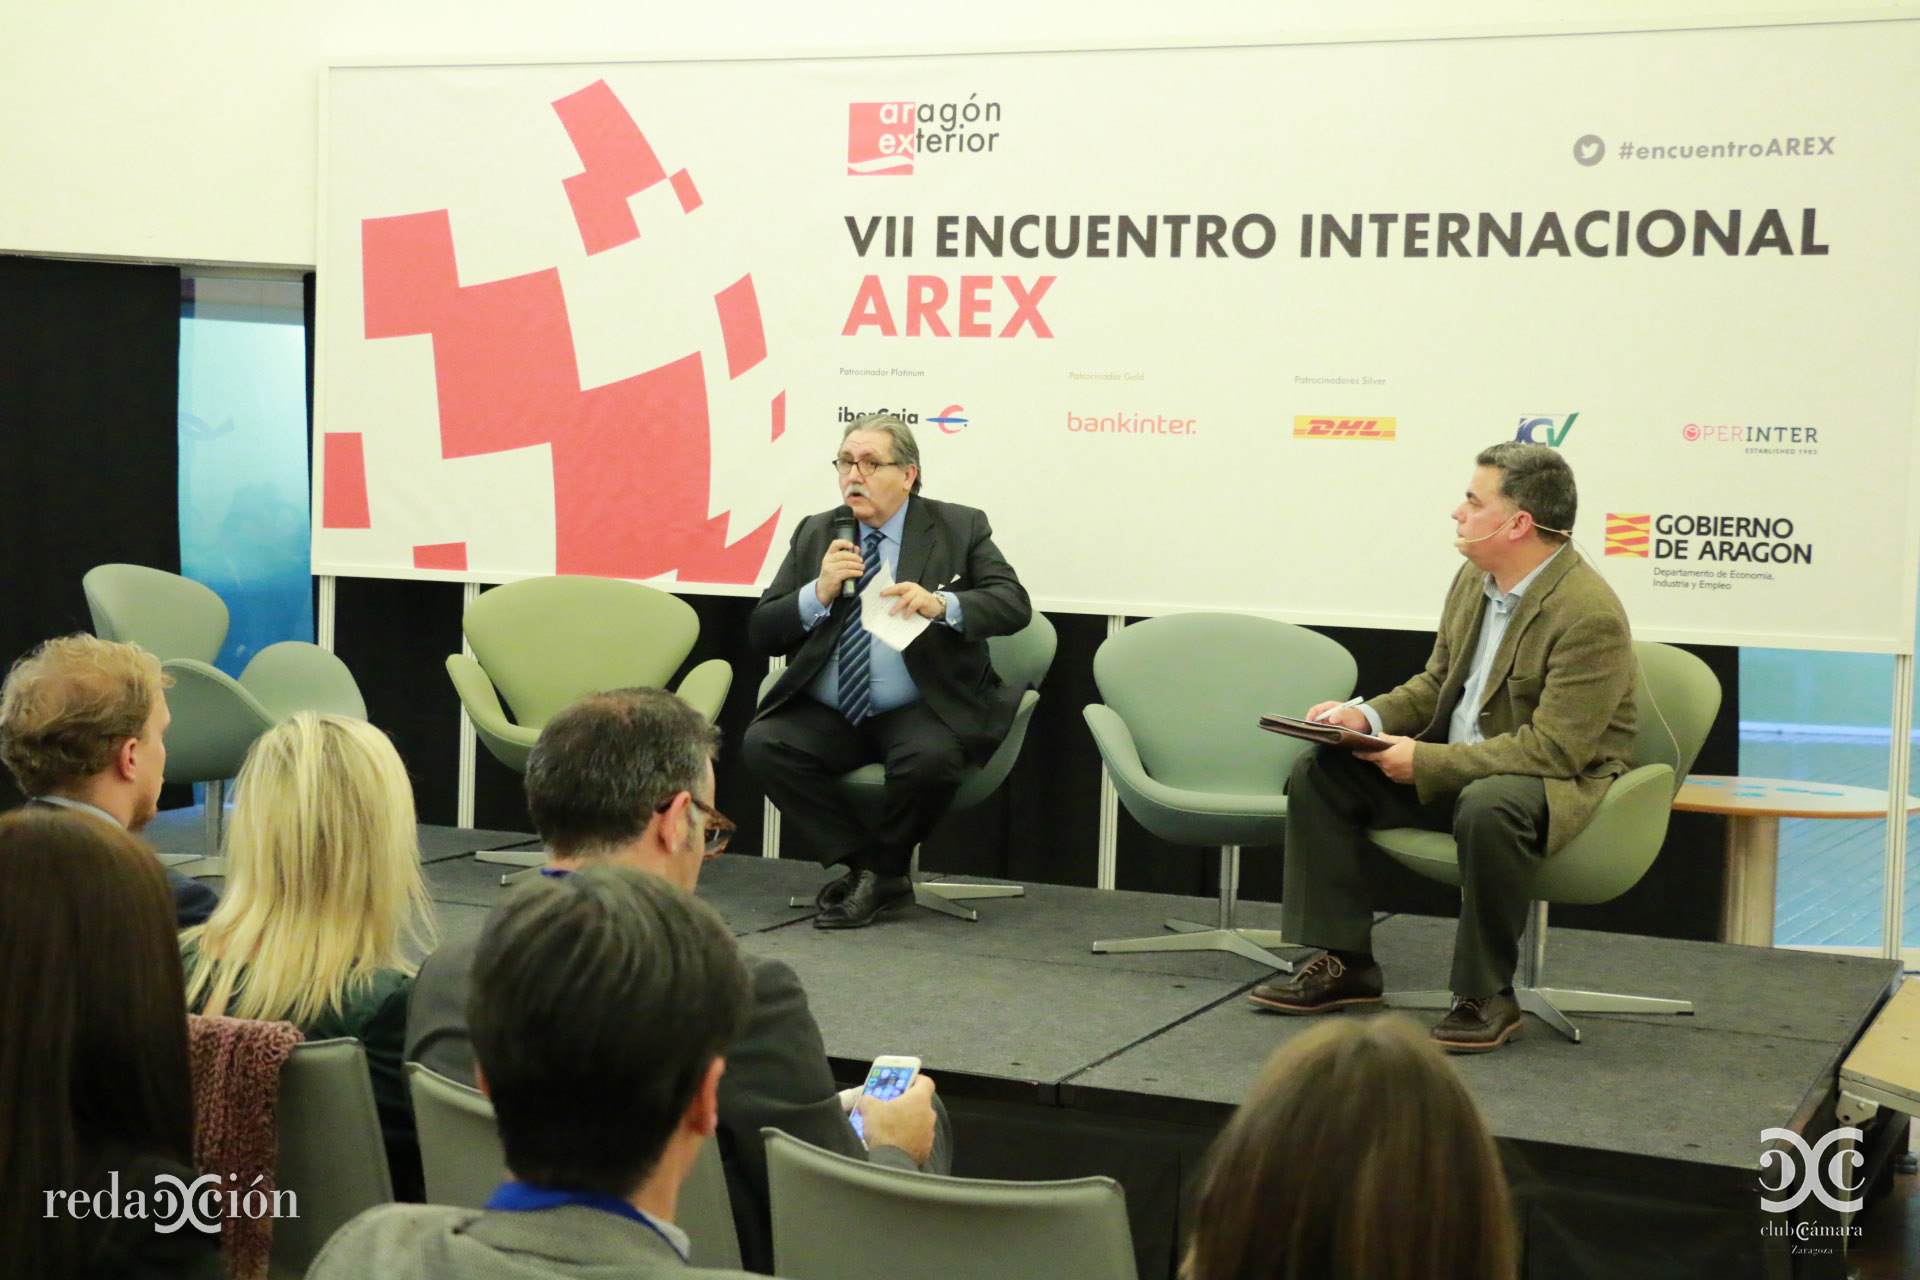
[848,102,915,176]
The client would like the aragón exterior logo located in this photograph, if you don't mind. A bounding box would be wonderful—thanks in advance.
[848,102,916,176]
[1294,416,1396,440]
[847,96,1004,176]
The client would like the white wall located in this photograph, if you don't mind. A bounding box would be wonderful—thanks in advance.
[3,0,1900,269]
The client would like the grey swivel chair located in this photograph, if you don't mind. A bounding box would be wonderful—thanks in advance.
[773,611,1057,920]
[271,1038,394,1276]
[1083,613,1356,970]
[405,1062,743,1269]
[1369,640,1722,1042]
[763,1128,1136,1280]
[445,575,733,884]
[84,563,367,873]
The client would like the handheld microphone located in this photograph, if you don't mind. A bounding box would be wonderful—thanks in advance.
[831,505,859,598]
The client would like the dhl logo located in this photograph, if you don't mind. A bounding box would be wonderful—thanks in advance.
[1605,514,1651,557]
[1293,416,1397,440]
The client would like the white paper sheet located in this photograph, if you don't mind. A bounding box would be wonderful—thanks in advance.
[859,560,931,652]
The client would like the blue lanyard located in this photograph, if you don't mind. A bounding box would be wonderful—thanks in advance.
[484,1181,684,1259]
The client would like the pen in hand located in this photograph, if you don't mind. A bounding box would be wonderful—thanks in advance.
[1310,696,1365,724]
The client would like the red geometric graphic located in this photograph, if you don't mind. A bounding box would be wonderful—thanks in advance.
[322,432,371,529]
[553,80,669,255]
[715,275,768,379]
[360,207,779,583]
[670,169,702,214]
[771,391,786,442]
[413,542,468,571]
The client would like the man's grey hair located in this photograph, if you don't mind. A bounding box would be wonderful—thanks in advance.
[524,688,718,858]
[1475,441,1576,545]
[843,412,922,495]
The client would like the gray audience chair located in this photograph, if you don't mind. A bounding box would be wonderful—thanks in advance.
[405,1062,742,1269]
[771,611,1057,920]
[84,562,367,874]
[763,1127,1136,1280]
[271,1038,393,1277]
[1369,640,1722,1042]
[1082,612,1356,970]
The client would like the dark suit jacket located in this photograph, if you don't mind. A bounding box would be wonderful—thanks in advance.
[1369,550,1636,856]
[406,934,909,1274]
[21,797,220,928]
[748,497,1031,757]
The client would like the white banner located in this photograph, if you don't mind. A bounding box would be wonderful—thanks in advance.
[317,22,1920,651]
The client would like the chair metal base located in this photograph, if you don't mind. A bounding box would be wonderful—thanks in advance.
[156,779,229,879]
[1092,922,1294,971]
[1388,986,1695,1044]
[476,848,546,886]
[1090,844,1295,972]
[1386,903,1695,1044]
[785,846,1025,922]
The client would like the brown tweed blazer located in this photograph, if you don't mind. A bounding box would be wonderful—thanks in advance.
[1368,548,1636,856]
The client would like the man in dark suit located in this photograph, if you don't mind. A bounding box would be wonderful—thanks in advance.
[743,413,1031,928]
[406,688,948,1274]
[0,633,219,927]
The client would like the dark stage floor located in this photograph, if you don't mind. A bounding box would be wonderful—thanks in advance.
[154,810,1903,1280]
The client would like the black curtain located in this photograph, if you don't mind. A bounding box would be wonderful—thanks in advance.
[0,255,183,807]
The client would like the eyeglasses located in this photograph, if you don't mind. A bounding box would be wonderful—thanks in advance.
[831,457,903,478]
[655,793,736,858]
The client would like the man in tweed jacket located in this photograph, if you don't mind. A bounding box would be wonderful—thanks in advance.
[1251,442,1635,1053]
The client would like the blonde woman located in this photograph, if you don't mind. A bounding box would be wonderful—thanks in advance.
[181,712,435,1199]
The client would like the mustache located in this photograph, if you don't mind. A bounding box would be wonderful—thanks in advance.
[844,483,870,498]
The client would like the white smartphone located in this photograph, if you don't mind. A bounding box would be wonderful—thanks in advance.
[848,1055,921,1143]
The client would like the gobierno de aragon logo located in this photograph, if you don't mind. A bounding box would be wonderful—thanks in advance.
[847,97,1003,176]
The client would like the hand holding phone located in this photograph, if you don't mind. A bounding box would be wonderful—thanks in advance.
[849,1055,935,1166]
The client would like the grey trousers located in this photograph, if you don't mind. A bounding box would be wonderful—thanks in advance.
[1279,745,1550,998]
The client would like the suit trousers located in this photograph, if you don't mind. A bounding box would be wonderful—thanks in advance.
[743,696,965,877]
[1279,745,1549,997]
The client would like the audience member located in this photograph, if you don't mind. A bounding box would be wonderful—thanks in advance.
[0,633,218,926]
[312,863,762,1278]
[180,711,434,1199]
[407,687,944,1272]
[1183,1014,1518,1280]
[0,808,223,1279]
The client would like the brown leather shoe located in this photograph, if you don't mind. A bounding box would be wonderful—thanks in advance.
[814,866,858,910]
[1430,992,1523,1053]
[1246,953,1384,1015]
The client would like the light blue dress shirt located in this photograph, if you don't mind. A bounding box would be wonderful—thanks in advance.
[798,498,962,717]
[1361,546,1562,746]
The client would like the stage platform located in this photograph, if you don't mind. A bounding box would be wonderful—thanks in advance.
[159,811,1902,1280]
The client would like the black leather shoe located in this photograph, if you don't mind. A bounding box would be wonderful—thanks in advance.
[1246,952,1384,1014]
[814,867,858,910]
[814,870,913,929]
[1430,992,1523,1053]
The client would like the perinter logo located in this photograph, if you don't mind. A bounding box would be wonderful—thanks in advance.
[848,102,915,176]
[929,405,969,434]
[1293,416,1395,440]
[1605,514,1651,556]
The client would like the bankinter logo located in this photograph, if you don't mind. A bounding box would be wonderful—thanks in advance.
[848,103,915,176]
[1294,416,1396,440]
[1606,514,1651,557]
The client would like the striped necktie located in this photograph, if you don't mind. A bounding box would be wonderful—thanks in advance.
[835,530,885,724]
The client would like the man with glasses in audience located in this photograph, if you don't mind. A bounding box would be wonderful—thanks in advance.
[743,412,1031,928]
[315,863,763,1279]
[407,687,948,1273]
[0,633,219,927]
